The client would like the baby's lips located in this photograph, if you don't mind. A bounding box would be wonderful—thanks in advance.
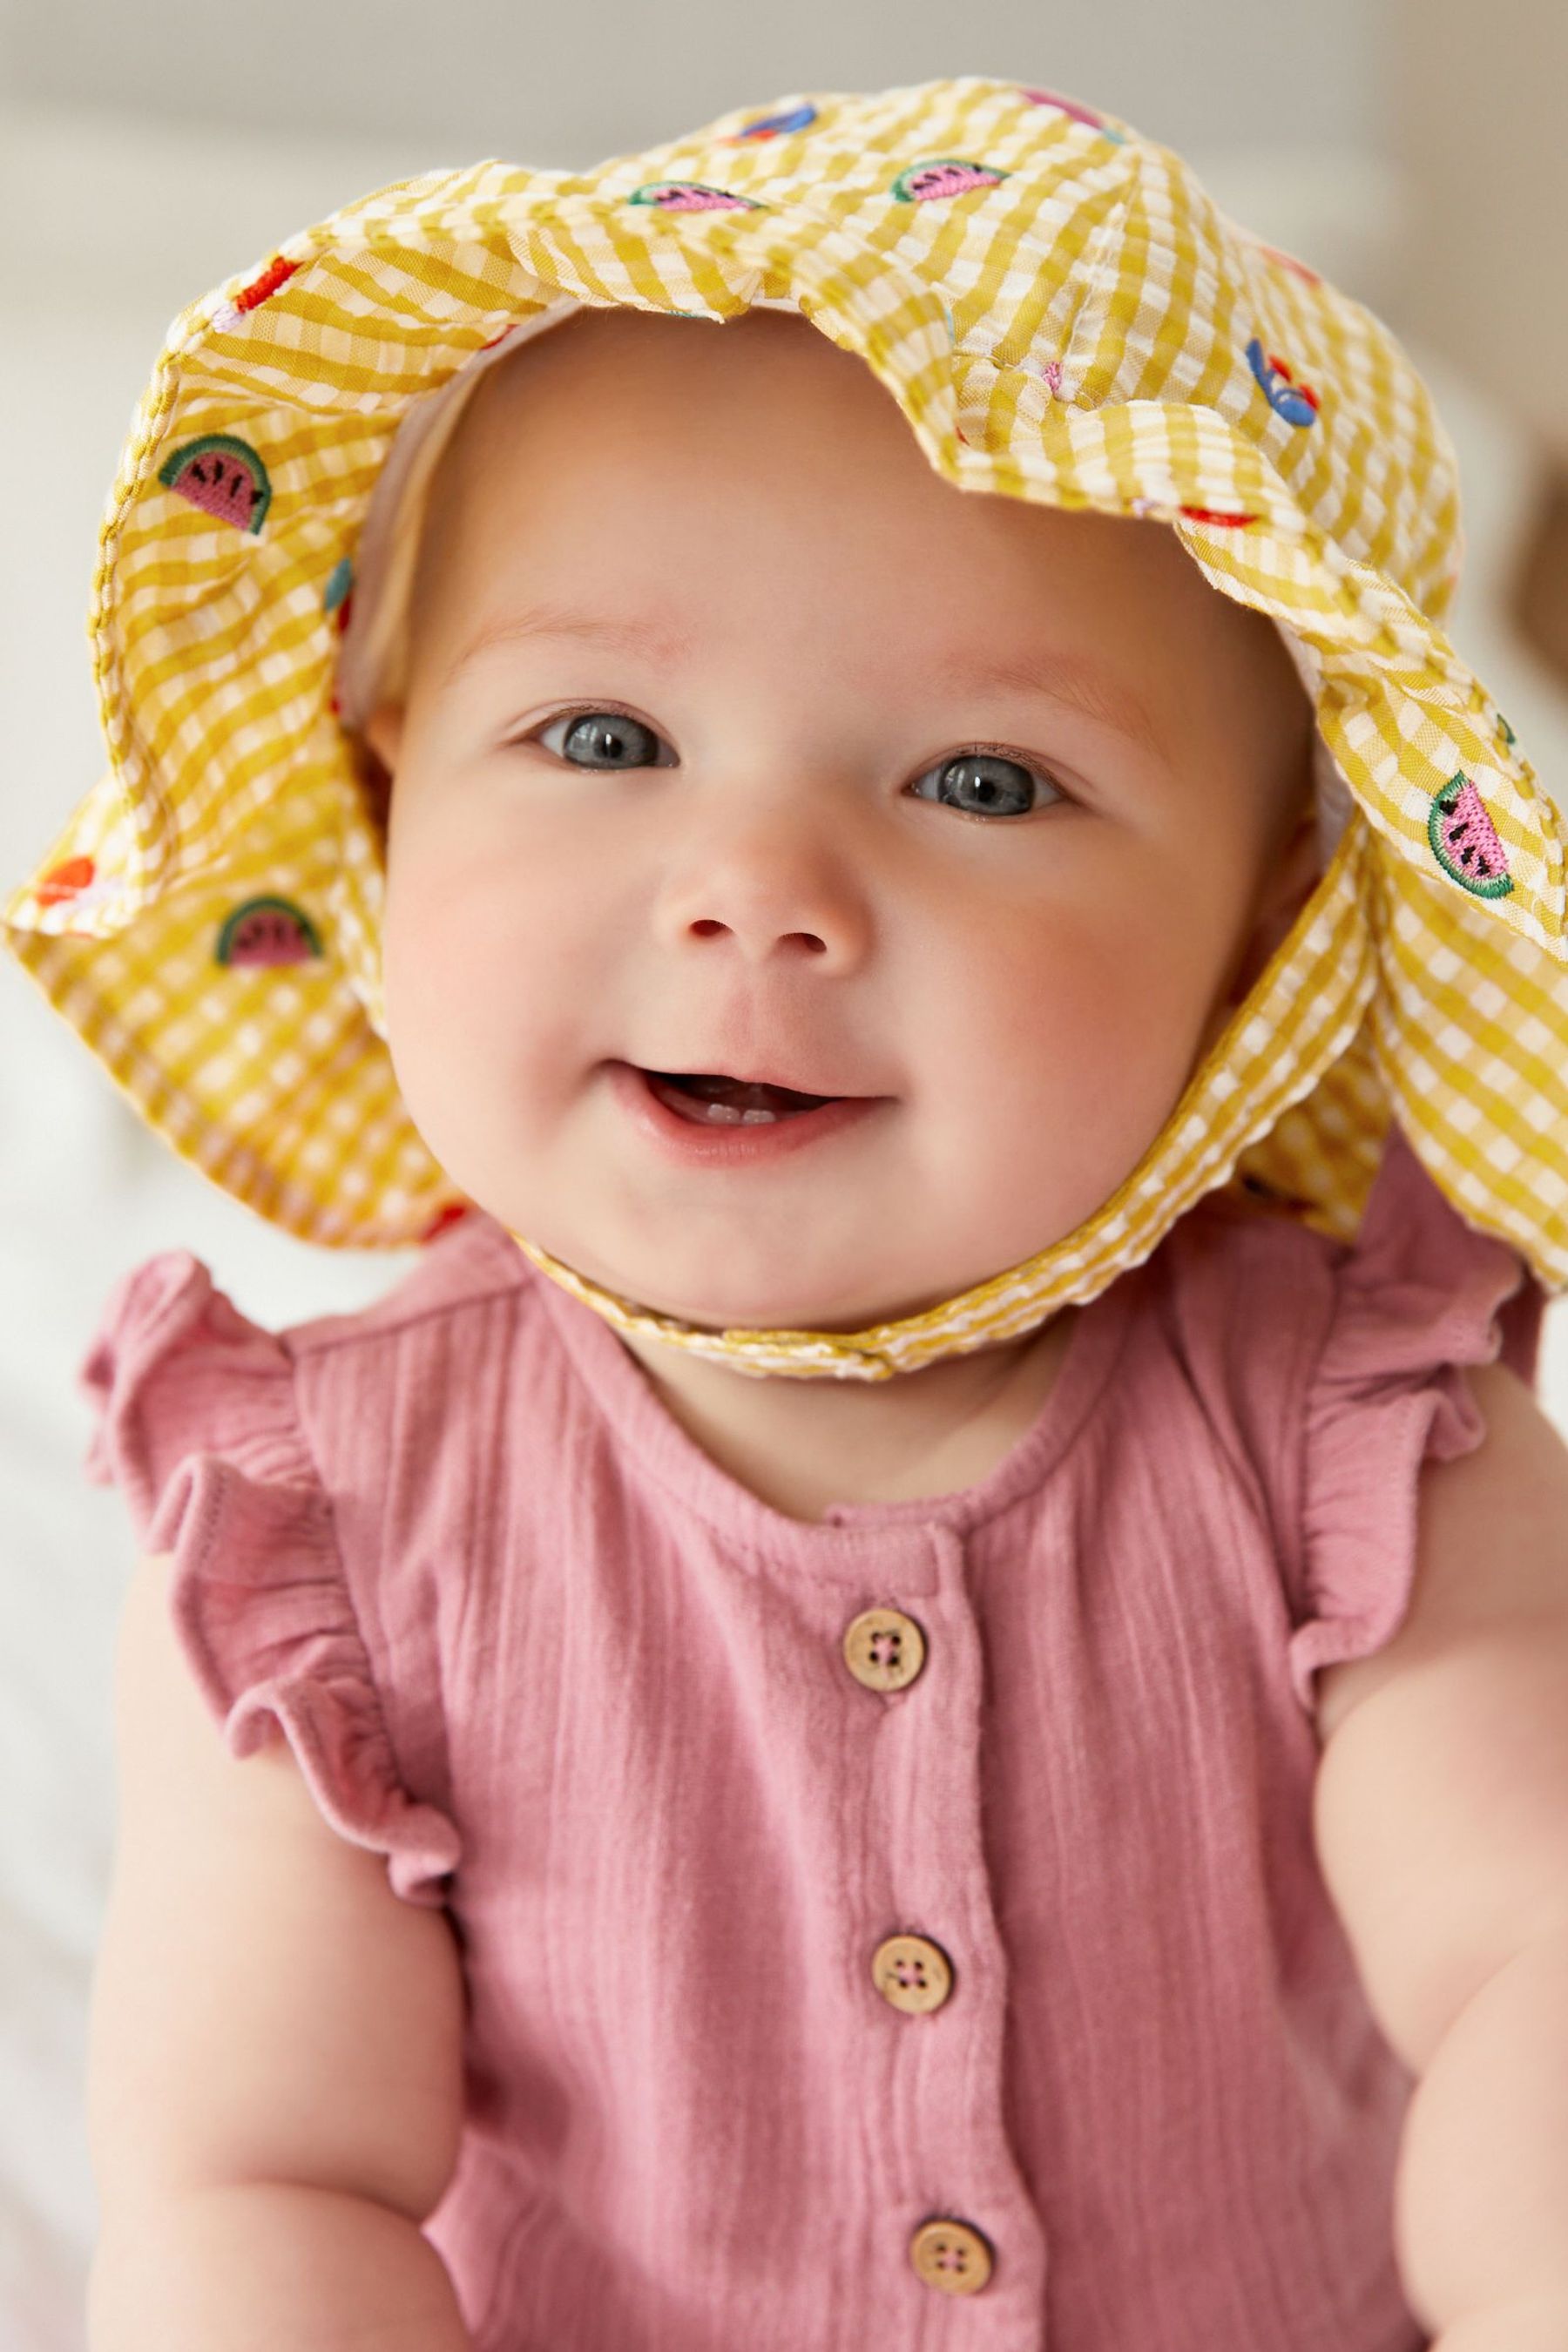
[625,1053,881,1099]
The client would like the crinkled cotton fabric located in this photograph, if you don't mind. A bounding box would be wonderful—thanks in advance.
[81,1123,1543,2352]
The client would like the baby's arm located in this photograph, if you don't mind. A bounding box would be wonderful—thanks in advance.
[86,1551,472,2352]
[1311,1360,1568,2350]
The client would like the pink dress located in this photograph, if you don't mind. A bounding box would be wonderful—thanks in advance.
[81,1125,1544,2352]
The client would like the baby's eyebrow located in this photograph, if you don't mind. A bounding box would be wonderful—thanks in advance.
[440,603,1165,757]
[439,605,690,690]
[941,646,1166,760]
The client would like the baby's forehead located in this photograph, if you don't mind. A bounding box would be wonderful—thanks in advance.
[427,305,1157,574]
[404,301,1298,727]
[431,300,887,508]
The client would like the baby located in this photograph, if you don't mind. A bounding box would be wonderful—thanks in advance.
[366,300,1320,1521]
[12,75,1568,2352]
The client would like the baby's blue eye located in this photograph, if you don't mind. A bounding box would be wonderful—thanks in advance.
[909,753,1062,819]
[539,710,669,769]
[530,709,1064,817]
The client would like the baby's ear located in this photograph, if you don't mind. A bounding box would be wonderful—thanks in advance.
[1220,801,1326,1016]
[1253,797,1325,947]
[346,702,400,843]
[364,700,405,774]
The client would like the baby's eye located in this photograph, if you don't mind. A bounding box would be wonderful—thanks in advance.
[909,751,1067,820]
[525,710,1066,819]
[531,708,674,769]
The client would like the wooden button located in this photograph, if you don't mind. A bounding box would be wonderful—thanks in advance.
[871,1932,953,2014]
[841,1606,926,1692]
[909,2217,994,2295]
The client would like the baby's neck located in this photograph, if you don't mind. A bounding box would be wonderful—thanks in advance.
[612,1308,1082,1523]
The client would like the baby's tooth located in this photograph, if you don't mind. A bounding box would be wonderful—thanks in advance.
[699,1099,778,1125]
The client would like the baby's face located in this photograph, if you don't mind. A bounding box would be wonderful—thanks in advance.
[369,305,1316,1334]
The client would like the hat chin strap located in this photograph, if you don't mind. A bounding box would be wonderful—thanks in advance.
[504,1224,1058,1382]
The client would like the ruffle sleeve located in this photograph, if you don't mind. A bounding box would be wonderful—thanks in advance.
[81,1251,462,1905]
[1288,1123,1547,1722]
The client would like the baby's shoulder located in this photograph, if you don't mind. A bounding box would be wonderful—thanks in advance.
[1153,1184,1343,1333]
[281,1208,541,1364]
[1112,1193,1355,1544]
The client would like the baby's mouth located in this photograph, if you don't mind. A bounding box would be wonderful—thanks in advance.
[642,1070,840,1125]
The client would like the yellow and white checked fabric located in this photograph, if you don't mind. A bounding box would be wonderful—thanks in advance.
[5,75,1566,1380]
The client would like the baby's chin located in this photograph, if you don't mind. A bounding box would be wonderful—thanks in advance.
[510,1229,1027,1337]
[572,1270,933,1335]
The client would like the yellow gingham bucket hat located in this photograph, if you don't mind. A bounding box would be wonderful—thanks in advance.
[6,75,1567,1381]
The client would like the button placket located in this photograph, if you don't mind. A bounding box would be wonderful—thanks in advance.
[839,1544,1041,2319]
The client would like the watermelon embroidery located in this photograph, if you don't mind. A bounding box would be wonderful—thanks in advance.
[891,159,1010,203]
[215,896,323,966]
[1246,337,1321,427]
[1018,88,1126,143]
[159,435,272,534]
[1428,774,1514,900]
[727,101,817,140]
[626,180,763,212]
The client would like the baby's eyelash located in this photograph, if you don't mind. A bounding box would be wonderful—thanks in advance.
[517,706,1073,815]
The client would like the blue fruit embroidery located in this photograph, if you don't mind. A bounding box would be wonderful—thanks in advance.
[727,101,817,140]
[324,556,353,616]
[1246,337,1321,427]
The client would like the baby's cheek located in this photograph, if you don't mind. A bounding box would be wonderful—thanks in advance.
[382,835,601,1207]
[382,871,514,1132]
[385,824,553,1015]
[926,899,1225,1195]
[947,896,1191,1082]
